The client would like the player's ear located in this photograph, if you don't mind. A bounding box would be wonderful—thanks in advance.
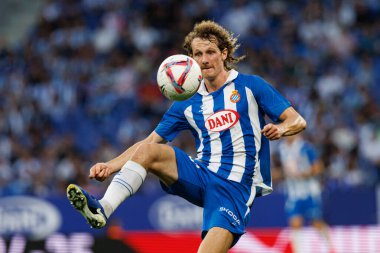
[221,48,227,60]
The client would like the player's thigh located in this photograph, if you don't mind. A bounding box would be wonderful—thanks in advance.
[198,227,233,253]
[311,219,327,230]
[202,177,253,247]
[160,147,206,207]
[286,199,304,228]
[307,196,323,221]
[132,143,178,186]
[286,199,302,218]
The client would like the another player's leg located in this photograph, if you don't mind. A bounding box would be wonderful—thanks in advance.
[289,215,304,253]
[312,219,335,253]
[310,196,335,253]
[197,227,233,253]
[285,198,305,253]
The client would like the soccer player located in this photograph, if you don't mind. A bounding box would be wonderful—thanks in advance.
[67,20,307,252]
[278,134,334,253]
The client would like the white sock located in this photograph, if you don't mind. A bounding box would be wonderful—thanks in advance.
[99,160,147,218]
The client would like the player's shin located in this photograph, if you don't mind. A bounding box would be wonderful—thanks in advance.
[99,160,147,218]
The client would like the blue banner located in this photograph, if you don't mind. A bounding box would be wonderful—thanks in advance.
[0,187,376,240]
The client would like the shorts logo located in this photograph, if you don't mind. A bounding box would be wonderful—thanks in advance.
[219,207,240,226]
[230,90,240,103]
[205,109,239,132]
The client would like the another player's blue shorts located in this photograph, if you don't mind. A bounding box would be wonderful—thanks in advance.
[160,147,255,247]
[285,195,322,222]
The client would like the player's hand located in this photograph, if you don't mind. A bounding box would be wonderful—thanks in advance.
[89,162,112,182]
[261,123,284,141]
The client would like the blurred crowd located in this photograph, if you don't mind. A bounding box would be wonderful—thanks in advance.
[0,0,379,197]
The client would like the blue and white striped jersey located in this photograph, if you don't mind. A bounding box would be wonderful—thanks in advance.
[155,70,291,196]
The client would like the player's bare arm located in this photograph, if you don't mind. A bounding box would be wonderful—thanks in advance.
[308,160,323,177]
[293,160,323,179]
[261,107,306,141]
[296,161,321,179]
[89,131,166,181]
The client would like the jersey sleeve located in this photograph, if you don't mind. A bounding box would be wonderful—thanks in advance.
[249,75,291,122]
[154,102,189,142]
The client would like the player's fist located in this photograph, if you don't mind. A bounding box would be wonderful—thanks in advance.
[261,123,284,140]
[89,162,112,182]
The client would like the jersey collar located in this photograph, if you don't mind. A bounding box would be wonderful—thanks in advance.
[197,69,239,95]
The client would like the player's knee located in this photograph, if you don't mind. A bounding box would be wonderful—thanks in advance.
[289,216,303,229]
[312,220,326,230]
[131,143,159,168]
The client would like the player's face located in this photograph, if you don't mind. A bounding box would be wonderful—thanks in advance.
[191,38,227,81]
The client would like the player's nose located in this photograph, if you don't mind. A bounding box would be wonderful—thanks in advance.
[200,55,209,65]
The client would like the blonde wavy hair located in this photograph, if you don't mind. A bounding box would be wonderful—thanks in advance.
[183,20,245,70]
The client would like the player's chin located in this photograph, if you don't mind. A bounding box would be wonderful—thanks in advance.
[203,73,217,82]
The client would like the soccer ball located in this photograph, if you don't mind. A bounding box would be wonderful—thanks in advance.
[157,54,202,101]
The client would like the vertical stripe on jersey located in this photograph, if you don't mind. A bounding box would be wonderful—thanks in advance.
[236,86,256,179]
[190,99,210,164]
[211,86,233,178]
[184,105,203,160]
[245,87,264,185]
[244,185,257,217]
[203,95,221,173]
[223,83,246,182]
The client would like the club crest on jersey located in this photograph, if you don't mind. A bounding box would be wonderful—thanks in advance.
[230,90,240,103]
[205,109,240,132]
